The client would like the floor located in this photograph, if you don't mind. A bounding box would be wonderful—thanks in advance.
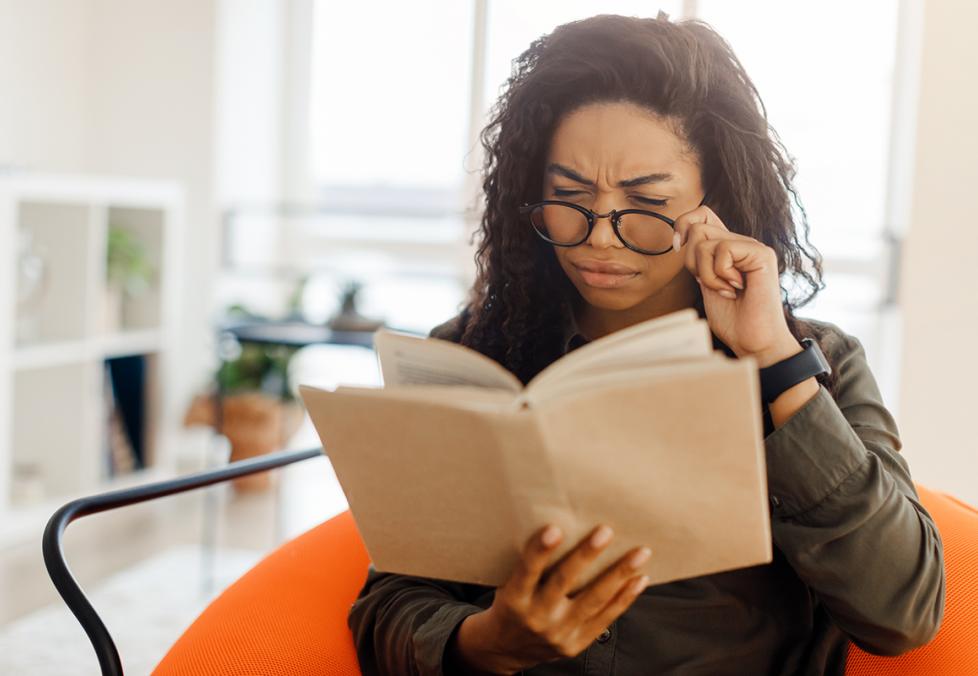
[0,415,349,629]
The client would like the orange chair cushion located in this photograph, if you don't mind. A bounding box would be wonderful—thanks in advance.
[153,510,369,675]
[845,484,978,674]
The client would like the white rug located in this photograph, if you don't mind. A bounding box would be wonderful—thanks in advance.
[0,546,263,676]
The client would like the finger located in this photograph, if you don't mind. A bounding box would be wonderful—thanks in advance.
[581,573,650,638]
[690,238,738,297]
[676,222,742,259]
[537,525,615,607]
[712,237,778,282]
[713,240,745,289]
[672,206,724,249]
[674,214,757,254]
[509,524,564,599]
[680,221,725,262]
[568,545,651,618]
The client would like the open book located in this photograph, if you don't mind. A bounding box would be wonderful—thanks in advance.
[298,308,772,591]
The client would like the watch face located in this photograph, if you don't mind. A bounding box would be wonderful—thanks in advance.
[806,338,831,374]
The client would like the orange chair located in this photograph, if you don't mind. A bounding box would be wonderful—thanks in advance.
[45,450,977,674]
[845,484,978,674]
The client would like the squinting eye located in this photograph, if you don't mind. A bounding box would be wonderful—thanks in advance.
[633,196,668,206]
[553,188,584,197]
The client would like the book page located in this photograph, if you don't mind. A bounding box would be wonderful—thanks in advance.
[521,352,731,408]
[542,307,699,368]
[531,359,771,590]
[298,384,534,586]
[373,328,523,392]
[524,319,713,401]
[335,383,517,411]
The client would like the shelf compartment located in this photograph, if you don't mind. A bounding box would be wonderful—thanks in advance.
[11,362,100,507]
[103,206,165,333]
[14,202,93,348]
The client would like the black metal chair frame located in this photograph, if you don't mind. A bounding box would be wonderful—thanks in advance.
[41,446,324,676]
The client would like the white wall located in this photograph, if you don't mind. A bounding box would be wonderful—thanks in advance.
[898,0,978,505]
[0,0,91,172]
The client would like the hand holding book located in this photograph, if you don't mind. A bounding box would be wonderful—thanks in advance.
[448,524,651,674]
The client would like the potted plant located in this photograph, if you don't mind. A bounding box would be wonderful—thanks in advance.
[183,306,305,492]
[105,225,154,332]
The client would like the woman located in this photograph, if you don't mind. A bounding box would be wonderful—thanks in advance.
[348,13,945,675]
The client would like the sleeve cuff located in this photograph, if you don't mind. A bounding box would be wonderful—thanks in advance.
[764,384,870,518]
[413,601,486,676]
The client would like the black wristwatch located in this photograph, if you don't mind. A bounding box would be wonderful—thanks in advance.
[758,337,831,404]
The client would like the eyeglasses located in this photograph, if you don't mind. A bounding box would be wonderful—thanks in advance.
[519,194,708,256]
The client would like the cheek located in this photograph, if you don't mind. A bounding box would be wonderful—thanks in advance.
[639,251,686,286]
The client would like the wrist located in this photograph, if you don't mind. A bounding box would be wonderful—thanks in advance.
[447,610,519,675]
[749,336,804,369]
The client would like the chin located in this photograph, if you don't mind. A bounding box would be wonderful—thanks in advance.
[574,284,649,311]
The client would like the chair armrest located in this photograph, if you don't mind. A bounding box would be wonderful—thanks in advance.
[42,446,324,676]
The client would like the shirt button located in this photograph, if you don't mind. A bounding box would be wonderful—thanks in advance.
[770,495,782,509]
[597,628,612,643]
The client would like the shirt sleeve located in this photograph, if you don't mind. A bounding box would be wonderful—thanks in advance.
[347,564,491,676]
[763,326,946,656]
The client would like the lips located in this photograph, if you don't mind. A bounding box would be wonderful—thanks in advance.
[573,259,639,275]
[571,259,639,289]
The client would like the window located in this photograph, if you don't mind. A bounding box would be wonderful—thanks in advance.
[310,0,475,193]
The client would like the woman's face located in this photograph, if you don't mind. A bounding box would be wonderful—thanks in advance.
[542,101,705,312]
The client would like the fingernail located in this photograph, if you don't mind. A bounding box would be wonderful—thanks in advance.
[694,276,702,285]
[729,279,743,290]
[628,547,652,569]
[631,575,650,594]
[541,525,562,547]
[672,232,681,252]
[590,525,613,547]
[719,289,737,299]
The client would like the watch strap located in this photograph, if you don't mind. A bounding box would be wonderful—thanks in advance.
[759,337,831,404]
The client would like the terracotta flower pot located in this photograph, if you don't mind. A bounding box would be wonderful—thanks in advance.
[184,391,304,492]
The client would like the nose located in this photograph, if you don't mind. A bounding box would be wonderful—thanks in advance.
[586,203,623,250]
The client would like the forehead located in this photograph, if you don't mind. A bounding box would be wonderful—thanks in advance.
[545,101,697,181]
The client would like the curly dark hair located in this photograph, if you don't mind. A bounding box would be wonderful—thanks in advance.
[456,13,838,396]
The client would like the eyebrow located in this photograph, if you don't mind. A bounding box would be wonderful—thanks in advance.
[547,163,675,188]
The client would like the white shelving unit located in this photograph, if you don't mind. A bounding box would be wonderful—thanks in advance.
[0,174,184,545]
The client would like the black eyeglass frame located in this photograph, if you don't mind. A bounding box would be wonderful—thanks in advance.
[519,193,709,256]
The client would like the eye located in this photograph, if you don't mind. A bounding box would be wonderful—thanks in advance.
[631,195,668,206]
[552,188,585,198]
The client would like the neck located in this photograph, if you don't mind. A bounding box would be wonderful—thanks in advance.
[575,270,700,340]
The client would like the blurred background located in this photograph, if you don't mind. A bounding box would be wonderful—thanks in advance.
[0,0,975,672]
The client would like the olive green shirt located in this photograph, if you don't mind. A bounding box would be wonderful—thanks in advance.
[347,311,945,675]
